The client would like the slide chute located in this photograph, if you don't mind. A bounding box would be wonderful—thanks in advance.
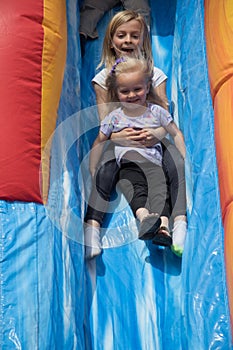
[0,0,232,348]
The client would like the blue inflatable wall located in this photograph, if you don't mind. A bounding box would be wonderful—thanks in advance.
[0,0,232,349]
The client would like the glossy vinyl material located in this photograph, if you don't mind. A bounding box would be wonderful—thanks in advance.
[0,0,232,349]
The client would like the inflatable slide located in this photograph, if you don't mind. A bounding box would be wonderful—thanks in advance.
[0,0,232,349]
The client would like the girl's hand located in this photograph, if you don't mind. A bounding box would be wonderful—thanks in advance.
[137,128,159,147]
[138,127,167,147]
[110,128,147,146]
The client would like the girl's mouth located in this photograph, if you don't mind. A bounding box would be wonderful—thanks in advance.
[120,48,134,53]
[127,99,140,104]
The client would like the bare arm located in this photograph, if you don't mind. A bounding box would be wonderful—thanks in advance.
[93,83,109,122]
[89,131,108,177]
[154,81,169,111]
[165,121,186,158]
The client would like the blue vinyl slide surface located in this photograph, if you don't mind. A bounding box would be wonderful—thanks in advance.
[0,0,232,349]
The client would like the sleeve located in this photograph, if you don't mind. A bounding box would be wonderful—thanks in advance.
[151,104,173,126]
[91,68,107,90]
[99,113,114,137]
[152,67,168,87]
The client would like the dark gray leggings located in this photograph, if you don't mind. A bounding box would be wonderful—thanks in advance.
[118,160,168,218]
[84,139,186,226]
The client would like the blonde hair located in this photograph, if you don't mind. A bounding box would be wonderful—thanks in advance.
[98,10,153,70]
[106,56,164,109]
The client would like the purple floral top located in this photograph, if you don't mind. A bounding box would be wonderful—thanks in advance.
[100,103,173,166]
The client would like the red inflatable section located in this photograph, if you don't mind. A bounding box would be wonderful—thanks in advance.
[0,2,43,202]
[0,1,67,203]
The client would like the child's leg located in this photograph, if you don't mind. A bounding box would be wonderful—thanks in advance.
[171,216,187,257]
[118,161,149,215]
[84,145,120,259]
[85,157,120,226]
[152,216,172,246]
[143,162,172,246]
[161,138,186,218]
[119,161,161,239]
[136,209,161,240]
[161,139,187,254]
[84,220,102,259]
[146,161,169,220]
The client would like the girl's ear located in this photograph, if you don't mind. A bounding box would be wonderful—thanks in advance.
[146,82,151,93]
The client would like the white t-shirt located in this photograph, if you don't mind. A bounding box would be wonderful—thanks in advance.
[100,103,173,166]
[92,67,167,90]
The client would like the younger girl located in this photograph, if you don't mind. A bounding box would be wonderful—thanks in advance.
[85,10,187,258]
[85,56,186,259]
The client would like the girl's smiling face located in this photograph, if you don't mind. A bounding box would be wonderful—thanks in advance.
[111,20,143,57]
[116,69,150,114]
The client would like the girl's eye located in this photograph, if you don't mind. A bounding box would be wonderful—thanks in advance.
[116,33,125,39]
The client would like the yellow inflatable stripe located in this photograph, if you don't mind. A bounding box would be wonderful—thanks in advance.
[41,0,67,202]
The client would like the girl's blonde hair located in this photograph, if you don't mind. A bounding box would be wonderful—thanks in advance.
[106,56,164,109]
[98,10,153,70]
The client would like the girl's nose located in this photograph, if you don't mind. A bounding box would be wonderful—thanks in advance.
[125,34,131,43]
[128,91,135,98]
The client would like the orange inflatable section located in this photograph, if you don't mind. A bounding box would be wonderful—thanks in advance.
[41,0,67,202]
[0,0,66,203]
[205,0,233,336]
